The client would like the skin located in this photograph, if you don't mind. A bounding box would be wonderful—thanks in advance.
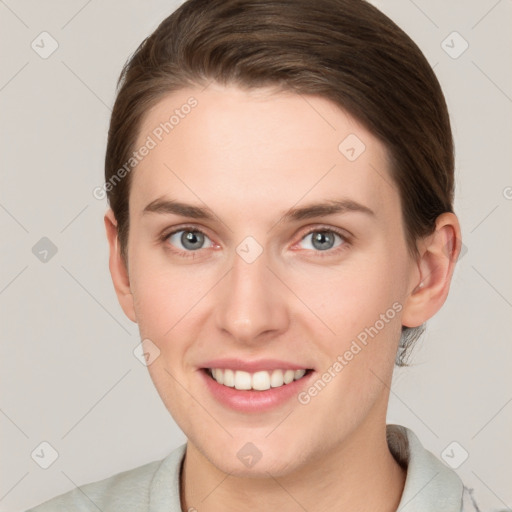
[105,83,461,512]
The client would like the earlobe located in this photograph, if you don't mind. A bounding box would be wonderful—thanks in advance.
[104,208,137,323]
[401,212,462,328]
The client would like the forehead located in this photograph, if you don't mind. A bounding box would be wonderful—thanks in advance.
[131,84,398,223]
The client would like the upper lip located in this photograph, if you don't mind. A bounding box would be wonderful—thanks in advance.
[200,358,314,372]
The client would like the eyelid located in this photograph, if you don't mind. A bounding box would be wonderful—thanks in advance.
[296,224,352,243]
[160,224,215,246]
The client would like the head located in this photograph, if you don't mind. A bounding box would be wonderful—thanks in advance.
[104,0,461,477]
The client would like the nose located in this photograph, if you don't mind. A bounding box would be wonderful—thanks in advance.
[214,247,289,346]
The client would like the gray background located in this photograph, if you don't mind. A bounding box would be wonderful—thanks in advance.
[1,1,511,510]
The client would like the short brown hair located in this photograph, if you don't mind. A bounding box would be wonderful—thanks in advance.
[104,0,454,365]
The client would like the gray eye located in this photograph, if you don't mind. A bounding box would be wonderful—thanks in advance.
[300,231,343,251]
[168,230,213,251]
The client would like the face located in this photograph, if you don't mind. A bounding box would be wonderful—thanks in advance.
[118,83,418,476]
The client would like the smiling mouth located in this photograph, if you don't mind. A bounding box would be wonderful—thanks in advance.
[203,367,314,391]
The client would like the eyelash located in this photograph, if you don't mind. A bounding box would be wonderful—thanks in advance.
[160,225,351,259]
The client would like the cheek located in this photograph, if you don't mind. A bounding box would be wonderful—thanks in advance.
[302,272,403,431]
[295,255,407,409]
[129,251,192,341]
[129,259,199,425]
[292,253,406,340]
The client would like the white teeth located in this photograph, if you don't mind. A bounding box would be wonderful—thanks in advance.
[270,369,284,387]
[209,368,309,390]
[234,370,252,390]
[213,368,223,385]
[252,371,271,391]
[223,368,235,387]
[294,369,306,380]
[283,369,295,384]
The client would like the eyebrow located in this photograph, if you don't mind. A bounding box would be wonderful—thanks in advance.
[142,197,375,222]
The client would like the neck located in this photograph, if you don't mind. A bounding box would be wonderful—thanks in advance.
[180,420,406,512]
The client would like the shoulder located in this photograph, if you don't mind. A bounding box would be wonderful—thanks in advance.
[461,486,482,512]
[25,459,162,512]
[25,444,187,512]
[387,425,485,512]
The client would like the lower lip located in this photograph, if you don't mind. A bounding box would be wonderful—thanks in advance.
[199,369,314,413]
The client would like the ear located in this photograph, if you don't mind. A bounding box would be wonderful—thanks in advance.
[104,208,137,323]
[401,212,462,328]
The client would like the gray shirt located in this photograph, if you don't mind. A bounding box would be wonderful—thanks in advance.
[26,424,480,511]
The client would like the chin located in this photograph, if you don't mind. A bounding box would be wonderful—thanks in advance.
[199,436,308,478]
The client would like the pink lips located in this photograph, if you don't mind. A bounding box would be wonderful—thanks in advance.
[198,358,315,413]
